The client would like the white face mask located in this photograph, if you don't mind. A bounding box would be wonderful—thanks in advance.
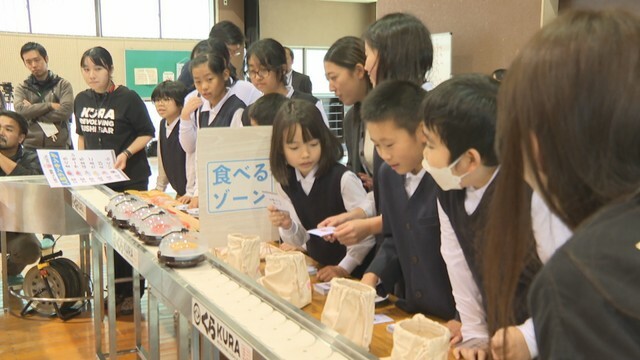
[422,156,469,191]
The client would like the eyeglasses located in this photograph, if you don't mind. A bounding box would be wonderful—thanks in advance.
[245,68,271,79]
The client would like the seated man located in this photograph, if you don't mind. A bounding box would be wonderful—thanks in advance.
[0,110,43,289]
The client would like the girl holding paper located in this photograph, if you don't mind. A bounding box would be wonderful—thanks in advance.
[267,99,375,282]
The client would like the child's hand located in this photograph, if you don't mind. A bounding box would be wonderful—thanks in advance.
[267,205,292,230]
[357,172,373,191]
[176,195,191,204]
[446,319,463,345]
[181,96,203,120]
[316,265,348,282]
[453,338,489,360]
[188,196,199,209]
[360,272,379,289]
[279,242,304,252]
[490,327,530,360]
[332,218,372,245]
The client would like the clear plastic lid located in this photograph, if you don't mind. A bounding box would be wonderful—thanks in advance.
[105,193,134,218]
[110,197,147,222]
[137,212,185,240]
[158,230,207,259]
[129,204,160,231]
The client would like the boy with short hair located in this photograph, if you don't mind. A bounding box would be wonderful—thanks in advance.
[151,80,193,203]
[247,93,287,126]
[421,74,570,359]
[361,80,456,322]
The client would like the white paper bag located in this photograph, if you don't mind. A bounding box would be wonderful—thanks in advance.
[226,233,261,279]
[391,314,450,360]
[257,251,311,308]
[320,278,376,348]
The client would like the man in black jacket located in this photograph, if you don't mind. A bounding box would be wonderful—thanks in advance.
[0,110,43,289]
[285,47,313,94]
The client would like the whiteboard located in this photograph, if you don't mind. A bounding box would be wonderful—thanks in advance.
[427,32,452,88]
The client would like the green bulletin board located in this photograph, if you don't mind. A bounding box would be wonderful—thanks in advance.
[124,50,191,99]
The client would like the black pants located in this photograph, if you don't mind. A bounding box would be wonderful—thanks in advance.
[108,179,148,298]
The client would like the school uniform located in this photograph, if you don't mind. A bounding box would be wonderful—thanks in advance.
[178,89,246,197]
[529,193,640,359]
[277,164,376,277]
[155,117,195,197]
[343,102,371,176]
[367,164,456,320]
[438,170,571,357]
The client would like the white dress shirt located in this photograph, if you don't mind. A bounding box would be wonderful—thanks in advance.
[155,116,196,197]
[405,168,427,197]
[179,89,245,197]
[230,79,262,106]
[276,166,376,273]
[285,87,329,127]
[437,169,572,358]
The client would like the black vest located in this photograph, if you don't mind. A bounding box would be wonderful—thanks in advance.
[438,178,542,324]
[281,164,348,267]
[198,94,246,128]
[159,119,187,196]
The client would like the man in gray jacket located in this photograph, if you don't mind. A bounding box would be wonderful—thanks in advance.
[14,42,73,150]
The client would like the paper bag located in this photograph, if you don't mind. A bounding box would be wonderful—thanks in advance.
[391,314,450,360]
[320,278,375,348]
[257,251,311,308]
[226,233,261,279]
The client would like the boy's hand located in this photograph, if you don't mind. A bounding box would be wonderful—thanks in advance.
[360,272,379,288]
[490,327,530,360]
[316,265,348,282]
[453,338,489,360]
[267,205,292,230]
[181,96,203,120]
[318,212,352,242]
[332,218,371,245]
[176,195,191,204]
[188,196,199,209]
[446,319,463,345]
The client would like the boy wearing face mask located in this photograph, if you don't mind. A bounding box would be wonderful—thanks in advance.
[421,74,571,360]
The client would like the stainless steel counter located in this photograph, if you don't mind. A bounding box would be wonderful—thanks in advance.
[66,185,377,360]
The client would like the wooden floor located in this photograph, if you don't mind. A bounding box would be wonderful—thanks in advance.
[0,235,178,360]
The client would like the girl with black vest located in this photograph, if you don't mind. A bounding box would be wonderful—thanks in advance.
[267,99,375,282]
[151,80,193,203]
[74,46,155,316]
[421,74,571,359]
[179,52,247,209]
[245,38,329,127]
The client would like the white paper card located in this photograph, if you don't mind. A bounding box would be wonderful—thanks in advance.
[37,149,129,188]
[373,314,394,325]
[37,121,59,137]
[262,191,288,211]
[134,67,158,85]
[307,227,335,237]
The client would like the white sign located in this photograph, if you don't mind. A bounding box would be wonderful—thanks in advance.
[192,299,253,360]
[197,127,278,247]
[110,228,139,269]
[427,32,453,88]
[37,149,129,187]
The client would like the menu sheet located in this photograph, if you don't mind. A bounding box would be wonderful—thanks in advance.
[37,149,129,188]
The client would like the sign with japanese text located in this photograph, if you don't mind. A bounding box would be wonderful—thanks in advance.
[192,299,254,360]
[197,127,278,247]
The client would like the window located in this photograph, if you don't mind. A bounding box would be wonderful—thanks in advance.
[101,0,160,38]
[304,48,330,95]
[30,0,95,36]
[160,0,211,39]
[0,0,29,33]
[290,48,304,73]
